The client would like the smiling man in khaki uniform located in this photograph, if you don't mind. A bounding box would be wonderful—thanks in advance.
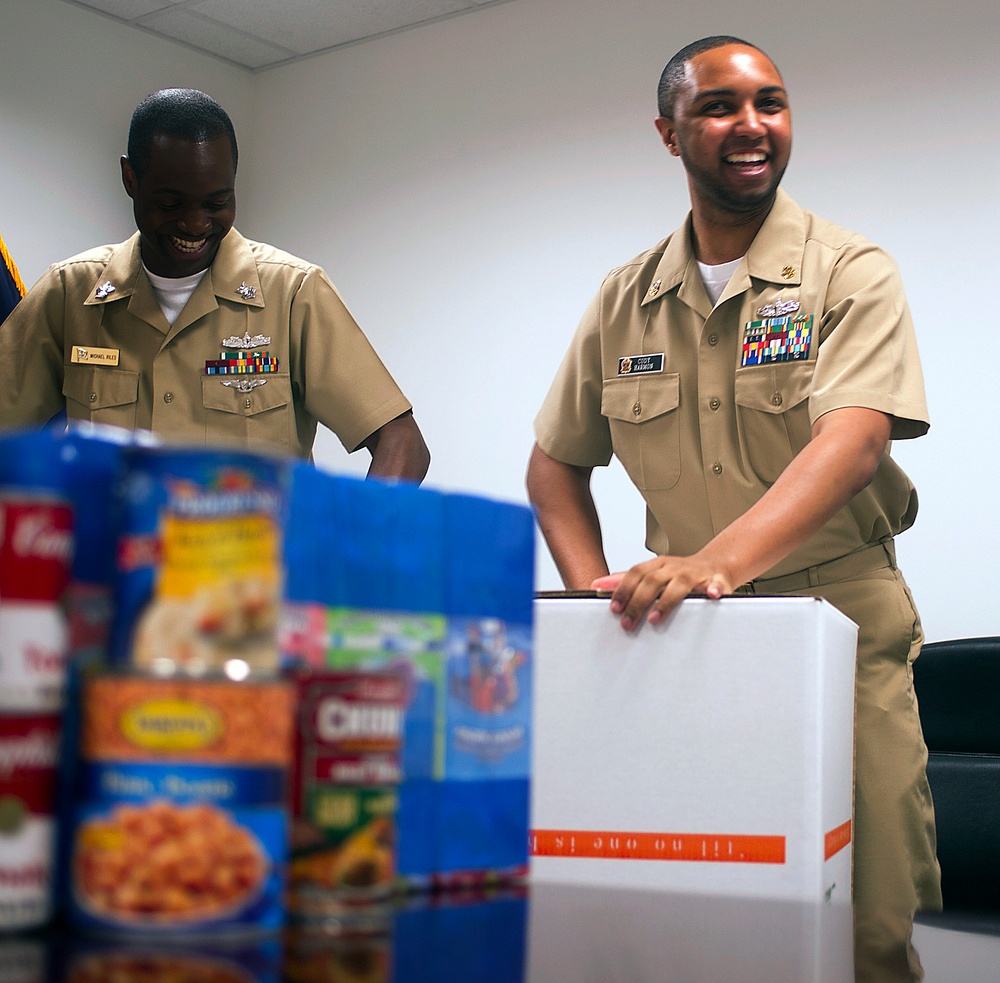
[0,88,429,482]
[527,36,940,916]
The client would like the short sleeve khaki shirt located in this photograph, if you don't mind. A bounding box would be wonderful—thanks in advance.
[534,190,929,577]
[0,229,411,458]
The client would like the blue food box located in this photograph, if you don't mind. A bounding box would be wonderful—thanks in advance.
[281,463,534,886]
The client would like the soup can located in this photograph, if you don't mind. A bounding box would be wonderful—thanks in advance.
[0,714,61,931]
[0,493,73,712]
[288,670,406,931]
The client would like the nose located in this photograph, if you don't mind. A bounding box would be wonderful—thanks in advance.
[735,102,766,136]
[177,207,212,236]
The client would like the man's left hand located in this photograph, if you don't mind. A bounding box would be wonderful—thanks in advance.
[593,555,734,632]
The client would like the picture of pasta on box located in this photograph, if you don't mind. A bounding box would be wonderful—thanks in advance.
[131,576,280,676]
[73,801,267,924]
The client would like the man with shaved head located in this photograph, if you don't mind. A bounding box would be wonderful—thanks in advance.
[528,37,940,915]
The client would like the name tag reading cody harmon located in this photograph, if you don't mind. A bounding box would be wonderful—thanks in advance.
[71,346,120,366]
[618,353,664,376]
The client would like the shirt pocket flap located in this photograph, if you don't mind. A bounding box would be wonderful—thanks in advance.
[63,364,139,410]
[734,362,812,415]
[202,375,291,417]
[601,373,680,424]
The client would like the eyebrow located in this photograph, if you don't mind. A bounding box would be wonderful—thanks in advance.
[694,85,787,101]
[153,186,235,197]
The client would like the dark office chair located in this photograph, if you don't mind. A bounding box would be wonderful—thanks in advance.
[912,636,1000,931]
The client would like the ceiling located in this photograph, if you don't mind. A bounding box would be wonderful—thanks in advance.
[62,0,512,72]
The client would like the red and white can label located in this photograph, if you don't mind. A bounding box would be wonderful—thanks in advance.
[0,495,73,712]
[0,715,60,931]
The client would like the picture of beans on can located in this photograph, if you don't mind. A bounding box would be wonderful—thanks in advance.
[73,801,268,927]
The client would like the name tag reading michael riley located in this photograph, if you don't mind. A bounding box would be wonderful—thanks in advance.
[618,353,664,376]
[71,346,120,366]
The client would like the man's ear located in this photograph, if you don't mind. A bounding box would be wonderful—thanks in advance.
[121,156,138,199]
[654,116,681,157]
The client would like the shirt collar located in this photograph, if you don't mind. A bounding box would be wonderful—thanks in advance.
[206,228,264,308]
[83,228,264,309]
[640,188,806,308]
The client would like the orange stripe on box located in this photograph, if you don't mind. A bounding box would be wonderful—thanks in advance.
[531,829,786,865]
[824,820,852,860]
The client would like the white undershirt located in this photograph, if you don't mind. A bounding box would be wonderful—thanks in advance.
[697,257,743,307]
[143,264,208,326]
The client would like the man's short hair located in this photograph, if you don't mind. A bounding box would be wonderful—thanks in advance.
[657,36,776,119]
[127,88,238,180]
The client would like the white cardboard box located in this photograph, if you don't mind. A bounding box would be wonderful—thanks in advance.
[529,596,858,903]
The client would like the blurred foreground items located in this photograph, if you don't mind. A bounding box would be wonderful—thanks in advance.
[0,427,535,937]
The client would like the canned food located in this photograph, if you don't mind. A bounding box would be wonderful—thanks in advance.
[0,714,60,931]
[0,494,73,712]
[289,671,406,928]
[70,675,294,936]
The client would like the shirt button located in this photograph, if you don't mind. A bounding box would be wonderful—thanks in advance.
[163,392,174,403]
[245,398,253,409]
[708,333,719,346]
[771,393,783,407]
[712,462,723,476]
[89,393,97,403]
[632,402,641,417]
[709,397,721,411]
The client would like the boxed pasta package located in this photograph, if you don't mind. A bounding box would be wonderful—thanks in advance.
[281,464,535,893]
[108,445,288,678]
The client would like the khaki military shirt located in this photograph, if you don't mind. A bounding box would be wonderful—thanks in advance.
[0,230,411,458]
[534,190,929,577]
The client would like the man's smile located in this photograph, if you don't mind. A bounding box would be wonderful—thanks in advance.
[169,235,209,254]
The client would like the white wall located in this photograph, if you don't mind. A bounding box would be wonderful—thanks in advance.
[0,0,253,280]
[2,0,997,642]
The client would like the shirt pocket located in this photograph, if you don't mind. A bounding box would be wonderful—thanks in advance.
[63,364,139,430]
[734,362,814,484]
[601,373,681,490]
[202,374,294,453]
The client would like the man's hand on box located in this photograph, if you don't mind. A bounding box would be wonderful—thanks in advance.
[592,554,734,632]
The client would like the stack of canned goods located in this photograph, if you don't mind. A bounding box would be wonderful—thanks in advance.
[0,435,74,932]
[67,445,295,937]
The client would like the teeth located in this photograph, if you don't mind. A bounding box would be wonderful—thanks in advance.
[726,153,767,164]
[170,236,206,253]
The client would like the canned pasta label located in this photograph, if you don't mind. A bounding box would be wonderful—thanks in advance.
[72,677,293,933]
[71,800,287,934]
[83,678,293,765]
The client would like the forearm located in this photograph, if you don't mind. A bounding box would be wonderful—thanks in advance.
[526,443,609,589]
[364,412,430,484]
[697,406,892,586]
[597,407,893,630]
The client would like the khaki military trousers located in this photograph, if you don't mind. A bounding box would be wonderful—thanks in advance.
[742,540,942,913]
